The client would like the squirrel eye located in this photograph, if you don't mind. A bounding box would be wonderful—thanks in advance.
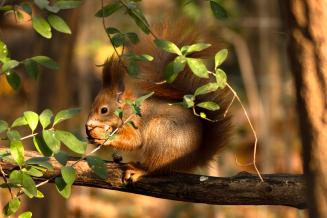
[100,106,109,115]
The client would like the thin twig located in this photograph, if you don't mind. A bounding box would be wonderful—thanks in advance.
[224,95,235,117]
[20,133,38,141]
[101,0,122,60]
[0,164,13,199]
[226,83,263,182]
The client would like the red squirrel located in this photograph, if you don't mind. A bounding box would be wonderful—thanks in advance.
[86,24,231,182]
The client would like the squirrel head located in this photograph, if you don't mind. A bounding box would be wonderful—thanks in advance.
[85,58,128,144]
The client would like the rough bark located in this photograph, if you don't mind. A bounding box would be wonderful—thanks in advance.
[0,148,306,209]
[284,0,327,217]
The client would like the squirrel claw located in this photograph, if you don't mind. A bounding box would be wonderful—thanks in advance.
[122,163,146,184]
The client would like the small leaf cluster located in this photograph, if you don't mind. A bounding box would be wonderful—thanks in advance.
[113,92,154,129]
[153,38,228,119]
[0,0,83,90]
[122,53,154,76]
[96,0,151,34]
[0,108,86,216]
[95,1,154,77]
[154,39,212,82]
[0,47,59,90]
[183,49,228,119]
[0,1,82,39]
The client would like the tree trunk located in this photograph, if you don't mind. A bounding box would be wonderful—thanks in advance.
[284,0,327,217]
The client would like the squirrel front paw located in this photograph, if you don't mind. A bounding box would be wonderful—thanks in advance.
[123,163,146,183]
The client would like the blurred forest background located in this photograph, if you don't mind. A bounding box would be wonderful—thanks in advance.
[0,0,306,218]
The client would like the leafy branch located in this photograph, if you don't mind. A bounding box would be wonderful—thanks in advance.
[0,88,154,216]
[0,0,83,90]
[96,0,263,182]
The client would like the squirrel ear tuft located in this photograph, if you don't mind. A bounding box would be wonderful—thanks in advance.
[102,57,125,92]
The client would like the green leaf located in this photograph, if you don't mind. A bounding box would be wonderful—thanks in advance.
[181,43,211,55]
[36,190,44,198]
[55,130,87,154]
[215,68,227,88]
[24,59,39,79]
[135,92,154,106]
[54,151,69,165]
[200,112,207,118]
[2,60,19,73]
[53,108,81,126]
[55,0,83,9]
[10,140,25,167]
[55,177,71,198]
[20,3,32,15]
[45,5,60,13]
[182,95,195,108]
[23,166,43,177]
[194,83,219,96]
[187,58,208,78]
[214,49,228,69]
[0,120,8,133]
[6,72,21,90]
[105,27,120,34]
[126,32,139,44]
[34,0,49,9]
[164,57,186,83]
[0,5,14,11]
[26,157,53,171]
[33,135,53,156]
[95,2,122,17]
[32,16,52,39]
[15,10,25,23]
[210,0,228,20]
[124,53,154,62]
[0,40,8,58]
[18,211,32,218]
[111,33,125,47]
[12,116,28,128]
[173,56,186,74]
[163,62,176,83]
[61,166,76,185]
[48,14,71,34]
[127,61,139,76]
[127,8,150,34]
[31,56,59,70]
[24,111,39,132]
[9,170,23,184]
[39,109,53,129]
[154,39,182,55]
[43,129,60,153]
[22,172,37,197]
[3,197,21,216]
[7,130,21,141]
[114,108,123,119]
[196,101,220,111]
[131,104,141,116]
[127,120,138,129]
[86,156,108,179]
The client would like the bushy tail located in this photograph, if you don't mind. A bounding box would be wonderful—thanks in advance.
[130,21,232,165]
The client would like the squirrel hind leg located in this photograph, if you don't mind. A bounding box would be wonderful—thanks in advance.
[122,162,147,183]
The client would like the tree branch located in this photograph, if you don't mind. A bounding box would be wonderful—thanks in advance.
[0,148,306,209]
